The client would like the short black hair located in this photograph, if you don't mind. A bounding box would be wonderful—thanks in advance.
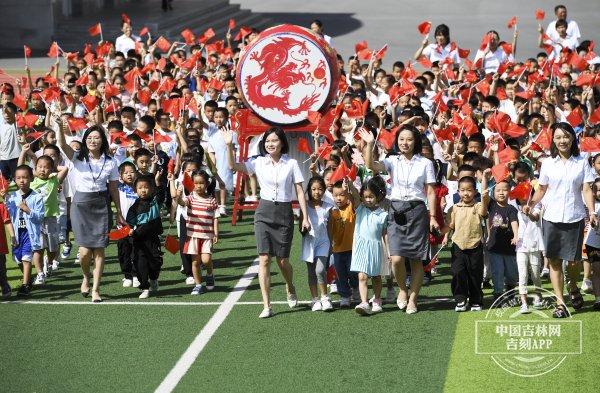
[458,175,477,189]
[119,161,137,174]
[121,106,136,116]
[259,127,289,155]
[360,175,387,201]
[15,164,33,178]
[134,148,152,160]
[191,170,216,194]
[36,155,54,168]
[139,115,156,131]
[134,174,155,191]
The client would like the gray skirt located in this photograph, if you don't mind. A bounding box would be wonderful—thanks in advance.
[542,219,584,261]
[254,200,294,258]
[71,191,111,248]
[388,200,429,260]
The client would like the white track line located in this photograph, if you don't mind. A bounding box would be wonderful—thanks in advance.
[154,259,259,393]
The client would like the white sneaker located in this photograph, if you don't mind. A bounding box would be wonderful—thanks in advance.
[33,273,46,286]
[132,277,140,288]
[339,297,351,308]
[74,252,81,264]
[455,301,468,312]
[541,267,550,278]
[61,244,71,259]
[470,304,482,312]
[258,307,273,318]
[43,256,50,275]
[139,290,150,299]
[218,206,228,217]
[582,278,593,294]
[311,299,322,311]
[533,298,544,309]
[149,279,159,292]
[122,278,133,287]
[329,283,338,294]
[385,287,396,303]
[51,260,59,271]
[355,302,372,315]
[321,296,333,311]
[397,297,408,310]
[519,303,531,314]
[245,195,258,202]
[371,299,383,314]
[287,293,298,308]
[185,276,196,285]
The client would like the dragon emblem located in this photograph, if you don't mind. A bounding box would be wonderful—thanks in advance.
[243,36,329,120]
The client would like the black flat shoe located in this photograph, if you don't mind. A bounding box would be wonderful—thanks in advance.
[81,290,89,298]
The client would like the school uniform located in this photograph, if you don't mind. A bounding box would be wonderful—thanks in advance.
[6,190,45,263]
[118,182,138,280]
[244,154,304,258]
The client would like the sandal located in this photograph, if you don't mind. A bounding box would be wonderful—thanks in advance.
[569,288,584,310]
[552,304,568,318]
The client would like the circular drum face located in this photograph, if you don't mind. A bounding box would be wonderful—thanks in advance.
[237,24,339,125]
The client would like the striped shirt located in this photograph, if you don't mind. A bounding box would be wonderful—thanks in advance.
[186,194,217,239]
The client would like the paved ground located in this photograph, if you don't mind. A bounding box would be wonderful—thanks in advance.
[1,0,599,70]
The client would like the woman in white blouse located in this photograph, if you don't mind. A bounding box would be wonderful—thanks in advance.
[361,125,439,314]
[414,24,459,64]
[54,115,125,303]
[525,122,597,318]
[225,127,310,318]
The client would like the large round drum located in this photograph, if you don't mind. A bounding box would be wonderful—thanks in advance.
[236,24,340,125]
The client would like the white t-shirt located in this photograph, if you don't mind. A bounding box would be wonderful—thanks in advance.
[0,119,21,161]
[474,47,513,74]
[546,19,581,41]
[422,43,460,64]
[115,34,141,56]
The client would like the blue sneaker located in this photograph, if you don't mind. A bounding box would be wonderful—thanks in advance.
[191,284,207,295]
[61,244,72,260]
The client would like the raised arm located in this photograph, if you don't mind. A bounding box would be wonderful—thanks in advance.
[414,35,429,60]
[52,111,75,161]
[223,129,248,173]
[358,128,385,173]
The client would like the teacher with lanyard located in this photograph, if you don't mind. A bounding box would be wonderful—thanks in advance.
[524,122,596,318]
[361,125,439,314]
[225,126,310,318]
[54,114,125,303]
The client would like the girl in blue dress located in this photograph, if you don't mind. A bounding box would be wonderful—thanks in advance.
[349,176,389,315]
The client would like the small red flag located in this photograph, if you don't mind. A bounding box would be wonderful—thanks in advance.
[589,106,600,125]
[354,40,368,54]
[23,45,32,59]
[509,181,532,200]
[181,29,195,45]
[67,117,88,132]
[307,110,322,125]
[207,78,224,91]
[297,138,312,155]
[25,131,45,141]
[88,23,102,37]
[155,36,171,52]
[566,107,584,127]
[121,13,131,24]
[434,127,455,142]
[139,26,149,36]
[491,163,510,183]
[507,16,517,29]
[108,225,131,241]
[377,129,397,150]
[82,95,99,113]
[500,43,513,55]
[357,48,373,61]
[12,94,27,111]
[418,21,432,35]
[329,161,350,184]
[228,18,236,30]
[137,88,151,106]
[153,130,172,143]
[535,9,545,21]
[234,26,252,41]
[164,235,179,254]
[18,113,40,129]
[579,137,600,153]
[104,82,120,99]
[316,142,333,159]
[75,73,89,86]
[417,55,433,68]
[504,123,527,138]
[133,129,152,143]
[47,42,60,58]
[326,265,337,283]
[182,171,195,193]
[167,159,176,174]
[457,47,470,59]
[374,44,388,60]
[347,165,357,182]
[498,148,518,164]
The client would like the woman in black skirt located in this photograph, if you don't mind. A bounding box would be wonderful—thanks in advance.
[225,127,310,318]
[55,116,125,303]
[361,125,439,314]
[524,122,597,317]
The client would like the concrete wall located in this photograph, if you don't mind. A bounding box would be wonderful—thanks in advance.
[0,0,55,54]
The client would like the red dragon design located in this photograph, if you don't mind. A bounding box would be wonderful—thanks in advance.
[244,36,321,116]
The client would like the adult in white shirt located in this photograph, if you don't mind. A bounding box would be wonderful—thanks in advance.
[225,127,310,318]
[414,24,459,65]
[473,30,516,74]
[0,103,22,180]
[538,20,579,61]
[115,22,140,56]
[545,5,581,41]
[524,122,596,318]
[55,119,126,303]
[310,19,333,47]
[362,125,440,314]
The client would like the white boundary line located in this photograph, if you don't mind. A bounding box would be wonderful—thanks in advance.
[154,259,259,393]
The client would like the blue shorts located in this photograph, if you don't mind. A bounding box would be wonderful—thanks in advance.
[13,230,32,264]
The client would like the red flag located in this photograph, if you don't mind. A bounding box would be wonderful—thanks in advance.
[575,72,597,87]
[109,131,128,144]
[507,16,517,29]
[88,23,102,37]
[155,36,171,52]
[434,127,455,142]
[18,113,39,129]
[139,26,149,36]
[153,130,172,143]
[104,82,120,99]
[347,165,357,182]
[207,78,224,91]
[479,32,493,51]
[504,123,527,138]
[535,9,545,21]
[532,127,552,151]
[167,159,176,174]
[40,87,61,102]
[579,137,600,153]
[137,88,151,106]
[75,73,89,86]
[23,45,32,59]
[418,21,431,35]
[491,163,510,183]
[509,181,532,200]
[121,13,131,24]
[234,26,253,41]
[228,18,236,30]
[67,117,88,132]
[297,138,312,155]
[566,107,584,127]
[417,55,433,68]
[108,225,131,241]
[164,235,179,254]
[25,131,45,140]
[329,161,350,184]
[182,171,195,193]
[374,44,388,60]
[181,29,195,45]
[326,264,337,283]
[47,42,60,58]
[133,129,152,143]
[486,111,512,134]
[81,95,99,112]
[307,110,322,125]
[354,40,368,54]
[500,43,513,55]
[12,94,27,111]
[515,90,534,100]
[463,116,479,137]
[377,129,397,150]
[316,142,333,159]
[204,28,216,39]
[589,106,600,125]
[498,148,518,164]
[357,48,373,61]
[457,47,470,59]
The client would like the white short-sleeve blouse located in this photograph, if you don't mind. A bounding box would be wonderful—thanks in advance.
[245,154,304,202]
[67,153,120,193]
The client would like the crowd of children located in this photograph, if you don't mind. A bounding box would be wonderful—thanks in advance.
[1,4,600,318]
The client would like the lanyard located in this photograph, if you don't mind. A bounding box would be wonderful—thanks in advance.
[399,156,414,200]
[88,156,107,185]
